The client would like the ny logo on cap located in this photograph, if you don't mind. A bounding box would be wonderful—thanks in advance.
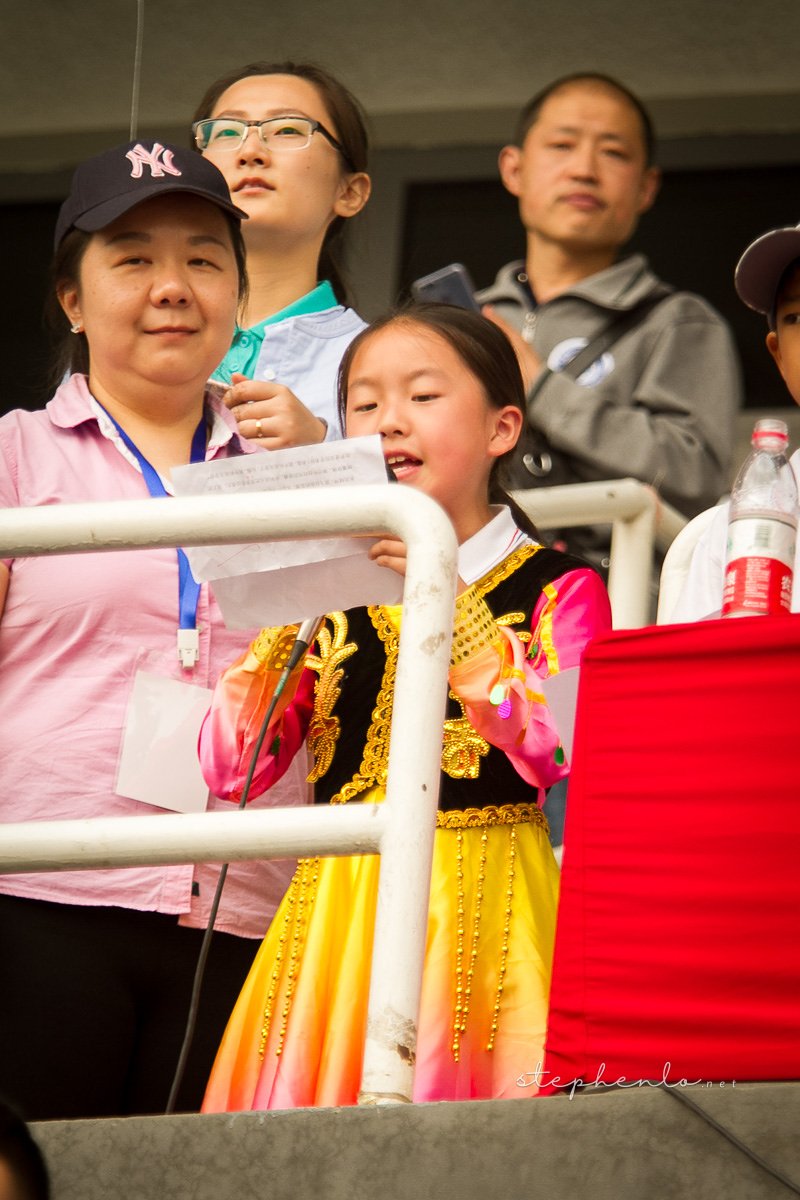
[125,142,182,180]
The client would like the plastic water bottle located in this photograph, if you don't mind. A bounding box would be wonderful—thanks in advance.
[722,418,798,618]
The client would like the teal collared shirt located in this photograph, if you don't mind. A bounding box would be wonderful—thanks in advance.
[212,281,340,384]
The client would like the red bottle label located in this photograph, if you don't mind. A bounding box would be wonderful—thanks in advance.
[722,515,795,617]
[722,556,793,616]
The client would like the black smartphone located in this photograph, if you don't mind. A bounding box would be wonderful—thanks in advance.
[411,263,481,311]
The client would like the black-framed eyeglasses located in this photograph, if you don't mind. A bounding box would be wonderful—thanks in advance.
[193,115,355,170]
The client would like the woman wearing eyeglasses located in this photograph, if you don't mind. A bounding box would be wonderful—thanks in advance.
[192,62,371,449]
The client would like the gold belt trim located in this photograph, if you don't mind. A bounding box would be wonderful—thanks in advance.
[436,802,549,834]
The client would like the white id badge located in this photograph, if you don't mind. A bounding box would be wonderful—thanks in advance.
[116,671,213,813]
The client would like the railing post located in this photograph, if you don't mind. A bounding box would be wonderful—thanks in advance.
[512,479,686,628]
[359,499,458,1104]
[607,501,657,628]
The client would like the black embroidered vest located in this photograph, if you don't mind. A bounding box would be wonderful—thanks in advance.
[306,545,589,812]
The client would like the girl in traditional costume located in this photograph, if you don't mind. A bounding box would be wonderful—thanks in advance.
[200,304,611,1109]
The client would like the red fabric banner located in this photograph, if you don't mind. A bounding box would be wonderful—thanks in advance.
[542,616,800,1094]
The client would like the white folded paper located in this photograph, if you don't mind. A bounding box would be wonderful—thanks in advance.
[172,435,404,627]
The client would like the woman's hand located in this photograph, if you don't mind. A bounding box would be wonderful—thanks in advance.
[225,373,328,449]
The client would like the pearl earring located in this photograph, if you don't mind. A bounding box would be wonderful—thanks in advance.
[70,322,83,334]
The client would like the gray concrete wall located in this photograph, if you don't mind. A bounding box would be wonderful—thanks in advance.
[32,1082,800,1200]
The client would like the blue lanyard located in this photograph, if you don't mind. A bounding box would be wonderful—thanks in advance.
[98,403,207,668]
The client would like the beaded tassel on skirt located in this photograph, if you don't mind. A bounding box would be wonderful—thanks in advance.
[203,788,560,1111]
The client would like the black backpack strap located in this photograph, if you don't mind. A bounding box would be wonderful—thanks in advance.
[528,288,673,404]
[561,290,671,379]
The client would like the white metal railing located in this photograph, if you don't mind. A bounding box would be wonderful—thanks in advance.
[0,485,459,1106]
[0,475,685,1103]
[513,478,687,628]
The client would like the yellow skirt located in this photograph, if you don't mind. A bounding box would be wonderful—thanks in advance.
[203,792,560,1110]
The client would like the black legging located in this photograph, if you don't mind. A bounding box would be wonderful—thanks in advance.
[0,893,258,1121]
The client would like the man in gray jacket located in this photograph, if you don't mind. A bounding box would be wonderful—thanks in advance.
[480,72,743,565]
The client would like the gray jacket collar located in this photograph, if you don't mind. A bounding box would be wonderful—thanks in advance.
[479,254,672,312]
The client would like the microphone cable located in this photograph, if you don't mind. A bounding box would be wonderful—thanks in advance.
[165,617,323,1114]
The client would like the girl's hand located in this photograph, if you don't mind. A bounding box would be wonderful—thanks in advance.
[368,537,407,577]
[225,373,328,449]
[369,538,468,594]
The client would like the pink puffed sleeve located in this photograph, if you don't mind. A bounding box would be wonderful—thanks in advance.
[198,625,316,803]
[448,567,611,792]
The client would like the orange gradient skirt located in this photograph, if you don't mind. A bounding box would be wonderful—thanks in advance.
[203,791,559,1111]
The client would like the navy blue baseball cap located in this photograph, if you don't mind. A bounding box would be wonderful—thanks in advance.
[54,139,247,249]
[735,223,800,327]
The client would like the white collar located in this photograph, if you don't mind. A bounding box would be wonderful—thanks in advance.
[458,506,534,585]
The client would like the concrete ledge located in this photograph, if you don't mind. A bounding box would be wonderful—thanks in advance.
[32,1082,800,1200]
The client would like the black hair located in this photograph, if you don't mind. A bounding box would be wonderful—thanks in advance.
[191,61,370,307]
[45,210,248,391]
[514,72,656,166]
[0,1099,50,1200]
[337,302,541,540]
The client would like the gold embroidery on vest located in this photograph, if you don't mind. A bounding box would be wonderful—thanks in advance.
[442,696,490,780]
[451,589,497,666]
[476,544,542,644]
[440,546,542,778]
[327,546,545,799]
[305,613,357,783]
[475,543,541,596]
[328,606,398,805]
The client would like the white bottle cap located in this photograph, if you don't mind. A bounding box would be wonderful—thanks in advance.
[752,418,789,449]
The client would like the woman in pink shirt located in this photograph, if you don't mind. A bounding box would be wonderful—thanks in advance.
[0,141,309,1119]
